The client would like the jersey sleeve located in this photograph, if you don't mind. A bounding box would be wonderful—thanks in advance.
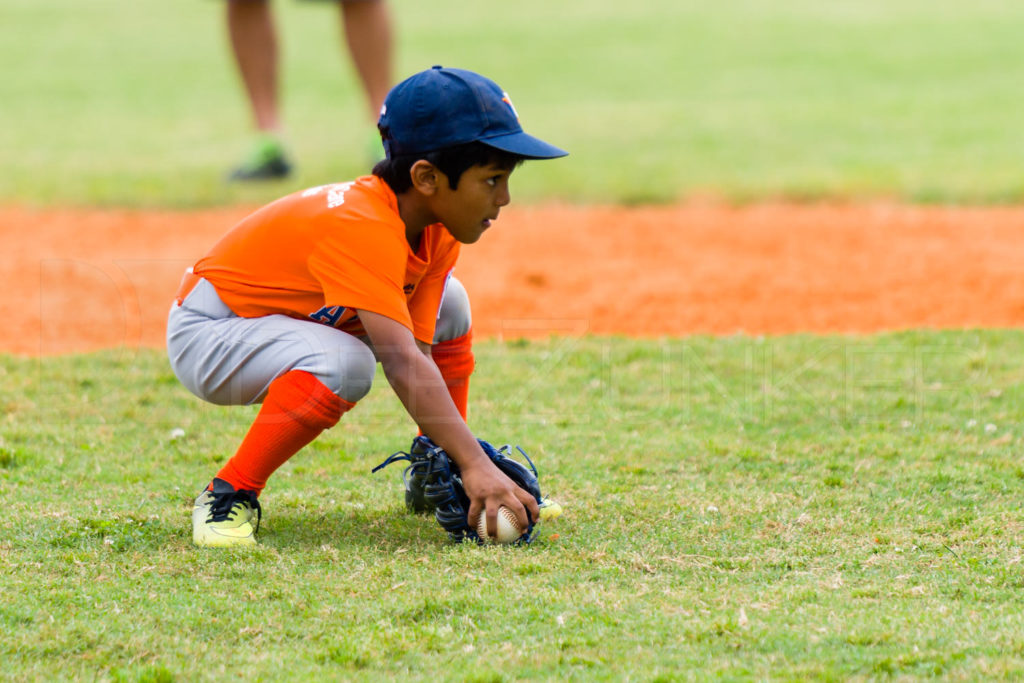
[307,217,413,330]
[407,239,461,343]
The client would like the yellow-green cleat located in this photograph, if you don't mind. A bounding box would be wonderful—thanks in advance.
[538,497,563,522]
[192,478,262,547]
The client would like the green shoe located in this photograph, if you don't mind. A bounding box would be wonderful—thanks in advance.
[228,137,293,181]
[192,478,262,547]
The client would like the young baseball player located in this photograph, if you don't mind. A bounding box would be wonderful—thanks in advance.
[168,66,567,547]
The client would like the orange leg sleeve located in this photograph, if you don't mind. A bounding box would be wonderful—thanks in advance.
[216,370,354,495]
[430,329,475,421]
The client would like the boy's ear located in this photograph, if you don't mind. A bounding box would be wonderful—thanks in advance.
[409,160,441,195]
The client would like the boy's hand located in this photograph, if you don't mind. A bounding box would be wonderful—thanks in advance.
[373,435,545,543]
[460,456,540,539]
[359,309,540,539]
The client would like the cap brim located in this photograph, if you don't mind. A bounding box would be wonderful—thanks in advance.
[480,131,568,160]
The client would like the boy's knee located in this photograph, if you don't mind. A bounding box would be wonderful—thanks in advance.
[434,277,472,343]
[309,339,377,403]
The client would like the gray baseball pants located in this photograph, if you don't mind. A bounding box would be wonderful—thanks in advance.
[166,277,471,406]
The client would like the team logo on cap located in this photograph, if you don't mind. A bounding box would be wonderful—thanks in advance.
[501,92,520,121]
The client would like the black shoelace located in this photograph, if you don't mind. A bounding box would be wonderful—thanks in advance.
[207,489,262,534]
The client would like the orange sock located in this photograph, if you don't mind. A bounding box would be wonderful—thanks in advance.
[216,370,354,495]
[431,329,475,421]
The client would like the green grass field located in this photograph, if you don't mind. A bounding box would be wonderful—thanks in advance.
[4,0,1024,680]
[3,332,1024,680]
[4,0,1024,206]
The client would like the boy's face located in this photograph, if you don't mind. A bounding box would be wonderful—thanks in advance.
[431,163,513,244]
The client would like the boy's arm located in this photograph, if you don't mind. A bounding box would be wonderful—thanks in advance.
[357,309,540,537]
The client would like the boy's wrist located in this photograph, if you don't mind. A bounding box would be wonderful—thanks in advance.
[424,428,485,471]
[449,445,489,472]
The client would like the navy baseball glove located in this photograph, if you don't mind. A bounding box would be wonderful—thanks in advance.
[372,435,543,544]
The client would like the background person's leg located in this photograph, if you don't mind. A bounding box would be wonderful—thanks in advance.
[226,0,293,179]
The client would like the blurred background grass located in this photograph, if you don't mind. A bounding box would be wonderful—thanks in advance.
[3,0,1024,207]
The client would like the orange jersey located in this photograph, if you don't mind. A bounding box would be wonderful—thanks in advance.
[191,175,460,343]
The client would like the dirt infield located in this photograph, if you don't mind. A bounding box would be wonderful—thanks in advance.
[2,202,1023,356]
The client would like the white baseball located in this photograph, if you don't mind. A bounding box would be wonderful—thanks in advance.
[476,506,524,544]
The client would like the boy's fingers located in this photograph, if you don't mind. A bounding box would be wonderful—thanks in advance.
[507,494,534,531]
[519,488,540,524]
[484,506,498,538]
[467,500,482,535]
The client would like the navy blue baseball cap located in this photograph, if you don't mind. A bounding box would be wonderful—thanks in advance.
[378,66,568,160]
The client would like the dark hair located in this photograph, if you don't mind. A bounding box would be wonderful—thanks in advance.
[373,141,524,194]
